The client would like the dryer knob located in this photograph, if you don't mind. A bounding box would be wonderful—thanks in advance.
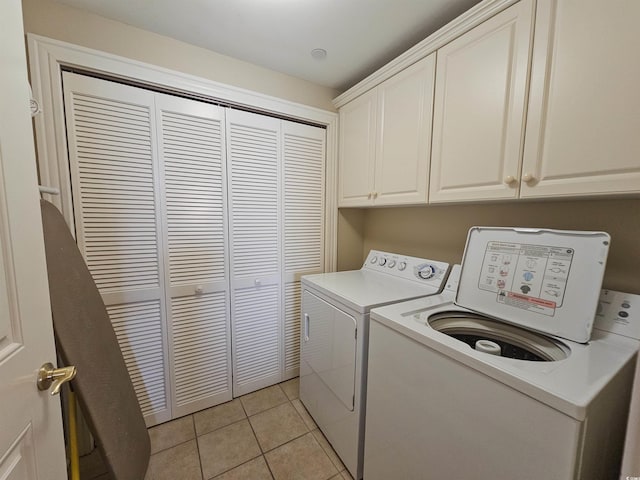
[388,260,397,268]
[398,261,407,271]
[417,265,436,280]
[370,256,378,264]
[379,257,387,266]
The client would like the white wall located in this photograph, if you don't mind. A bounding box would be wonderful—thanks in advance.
[21,0,339,111]
[358,198,640,294]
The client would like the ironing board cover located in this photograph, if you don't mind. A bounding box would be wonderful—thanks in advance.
[40,199,150,480]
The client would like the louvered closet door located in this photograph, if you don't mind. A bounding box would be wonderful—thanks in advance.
[62,72,170,426]
[227,109,282,396]
[282,121,325,380]
[156,94,232,417]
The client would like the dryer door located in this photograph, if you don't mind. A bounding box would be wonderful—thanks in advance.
[301,290,357,411]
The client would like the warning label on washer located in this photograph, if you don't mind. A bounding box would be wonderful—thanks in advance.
[478,241,574,316]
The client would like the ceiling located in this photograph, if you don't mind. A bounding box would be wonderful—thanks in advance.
[54,0,483,92]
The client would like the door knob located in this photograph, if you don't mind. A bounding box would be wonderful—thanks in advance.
[37,362,77,395]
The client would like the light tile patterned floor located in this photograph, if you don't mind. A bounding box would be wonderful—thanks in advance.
[80,378,353,480]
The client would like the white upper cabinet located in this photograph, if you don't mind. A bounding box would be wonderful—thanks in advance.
[339,89,377,206]
[338,54,435,207]
[337,0,640,205]
[429,0,535,203]
[521,0,640,198]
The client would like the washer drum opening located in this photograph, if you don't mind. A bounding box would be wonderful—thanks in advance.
[427,311,569,362]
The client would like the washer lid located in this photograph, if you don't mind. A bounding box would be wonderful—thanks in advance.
[456,227,611,343]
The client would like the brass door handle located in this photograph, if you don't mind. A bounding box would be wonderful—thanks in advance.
[37,362,77,395]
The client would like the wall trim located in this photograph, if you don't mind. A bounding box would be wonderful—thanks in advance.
[27,33,339,271]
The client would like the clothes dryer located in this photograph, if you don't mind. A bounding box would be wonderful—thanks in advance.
[300,250,449,480]
[364,228,640,480]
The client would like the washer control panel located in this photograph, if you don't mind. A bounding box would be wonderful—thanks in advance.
[364,250,449,286]
[594,289,640,340]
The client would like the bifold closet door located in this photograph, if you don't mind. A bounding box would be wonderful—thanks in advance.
[155,94,232,417]
[62,72,171,425]
[62,72,327,413]
[227,109,282,396]
[282,121,326,380]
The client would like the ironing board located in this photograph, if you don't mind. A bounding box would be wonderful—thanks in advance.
[40,199,150,480]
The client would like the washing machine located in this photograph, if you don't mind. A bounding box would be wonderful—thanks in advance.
[364,227,640,480]
[299,250,449,480]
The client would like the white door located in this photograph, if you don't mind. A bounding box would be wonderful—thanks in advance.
[155,94,232,416]
[281,121,326,380]
[0,0,67,478]
[429,0,534,203]
[521,0,640,198]
[374,54,435,206]
[227,109,282,396]
[300,290,357,412]
[62,72,172,426]
[338,89,377,207]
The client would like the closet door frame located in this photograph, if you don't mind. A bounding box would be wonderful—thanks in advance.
[28,34,338,273]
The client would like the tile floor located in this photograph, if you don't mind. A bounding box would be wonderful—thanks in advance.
[80,378,353,480]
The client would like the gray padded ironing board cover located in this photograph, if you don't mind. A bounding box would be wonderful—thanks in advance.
[40,199,150,480]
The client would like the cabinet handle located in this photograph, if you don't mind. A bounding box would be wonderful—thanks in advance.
[367,192,372,199]
[195,285,204,295]
[254,279,261,286]
[304,313,310,342]
[372,192,378,199]
[522,173,536,184]
[504,175,517,185]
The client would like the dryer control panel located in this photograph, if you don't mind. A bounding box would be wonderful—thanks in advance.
[363,250,449,287]
[594,289,640,340]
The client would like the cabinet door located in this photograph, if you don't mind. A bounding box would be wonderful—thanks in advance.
[521,0,640,198]
[63,72,171,426]
[282,121,326,379]
[227,109,282,396]
[374,54,435,206]
[429,0,534,203]
[156,94,232,417]
[338,89,376,206]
